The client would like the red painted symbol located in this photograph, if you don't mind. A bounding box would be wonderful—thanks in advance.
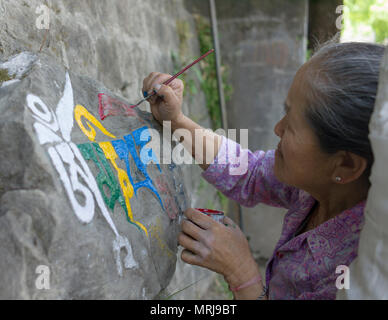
[98,93,138,121]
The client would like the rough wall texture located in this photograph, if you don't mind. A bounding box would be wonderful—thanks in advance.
[0,51,186,299]
[215,0,308,265]
[0,0,220,299]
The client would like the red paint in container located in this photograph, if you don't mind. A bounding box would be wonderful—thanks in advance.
[195,208,225,224]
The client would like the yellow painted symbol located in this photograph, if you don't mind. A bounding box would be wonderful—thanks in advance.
[149,217,175,260]
[99,141,148,236]
[75,105,116,142]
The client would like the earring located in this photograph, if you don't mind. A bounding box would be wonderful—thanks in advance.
[335,176,342,182]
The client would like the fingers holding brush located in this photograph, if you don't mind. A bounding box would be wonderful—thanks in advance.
[142,72,184,124]
[142,50,214,125]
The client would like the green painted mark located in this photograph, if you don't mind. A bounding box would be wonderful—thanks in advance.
[77,143,136,228]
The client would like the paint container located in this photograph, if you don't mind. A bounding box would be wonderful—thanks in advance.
[195,208,225,224]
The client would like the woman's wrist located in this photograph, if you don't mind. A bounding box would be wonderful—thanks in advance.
[224,258,261,289]
[227,272,267,300]
[229,274,262,292]
[170,113,189,132]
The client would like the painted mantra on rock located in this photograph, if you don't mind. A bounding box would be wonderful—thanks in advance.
[74,104,164,236]
[25,72,165,275]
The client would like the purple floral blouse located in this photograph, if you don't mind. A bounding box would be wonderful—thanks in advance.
[202,137,365,300]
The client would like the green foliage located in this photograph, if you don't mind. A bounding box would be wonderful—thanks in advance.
[343,0,388,43]
[176,20,191,58]
[171,51,197,98]
[193,14,233,130]
[173,15,233,130]
[0,69,13,83]
[214,274,234,300]
[217,191,229,213]
[306,48,313,61]
[197,177,207,192]
[172,20,198,100]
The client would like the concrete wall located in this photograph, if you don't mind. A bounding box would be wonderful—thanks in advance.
[215,0,309,266]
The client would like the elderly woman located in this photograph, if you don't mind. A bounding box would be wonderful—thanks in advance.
[142,42,385,300]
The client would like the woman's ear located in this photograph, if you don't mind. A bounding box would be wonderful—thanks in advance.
[333,151,368,184]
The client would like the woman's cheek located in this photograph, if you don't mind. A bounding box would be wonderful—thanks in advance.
[281,135,291,159]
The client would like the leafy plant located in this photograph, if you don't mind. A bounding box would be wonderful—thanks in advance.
[171,51,198,98]
[217,191,229,213]
[0,69,14,83]
[342,0,388,43]
[193,14,233,130]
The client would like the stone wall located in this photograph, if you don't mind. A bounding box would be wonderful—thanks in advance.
[0,51,184,299]
[0,0,221,299]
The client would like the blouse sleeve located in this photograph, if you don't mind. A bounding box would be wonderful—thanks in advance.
[202,136,299,209]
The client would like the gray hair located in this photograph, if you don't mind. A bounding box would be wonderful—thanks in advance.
[304,42,386,180]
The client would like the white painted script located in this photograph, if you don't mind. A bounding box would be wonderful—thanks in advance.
[26,72,137,276]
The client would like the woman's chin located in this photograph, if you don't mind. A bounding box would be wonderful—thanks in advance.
[274,161,281,179]
[274,152,286,183]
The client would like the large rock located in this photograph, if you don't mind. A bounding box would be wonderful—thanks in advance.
[0,0,224,299]
[0,51,188,299]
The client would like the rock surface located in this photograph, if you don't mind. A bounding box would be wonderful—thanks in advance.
[0,51,188,299]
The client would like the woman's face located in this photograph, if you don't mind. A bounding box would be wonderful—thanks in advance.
[273,63,334,192]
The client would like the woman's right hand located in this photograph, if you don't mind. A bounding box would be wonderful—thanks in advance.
[142,72,185,125]
[143,72,220,171]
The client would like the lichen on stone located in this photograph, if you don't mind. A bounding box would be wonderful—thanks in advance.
[0,69,14,83]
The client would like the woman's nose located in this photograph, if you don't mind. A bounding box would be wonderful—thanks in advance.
[274,118,284,138]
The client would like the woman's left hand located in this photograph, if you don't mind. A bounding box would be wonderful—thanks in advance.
[178,208,260,288]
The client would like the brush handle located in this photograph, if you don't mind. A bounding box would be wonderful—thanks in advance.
[163,49,215,86]
[132,49,215,108]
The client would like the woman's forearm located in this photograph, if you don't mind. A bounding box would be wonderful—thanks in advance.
[171,114,222,171]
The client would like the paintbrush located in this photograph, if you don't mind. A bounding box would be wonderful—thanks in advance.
[129,48,215,109]
[99,49,215,120]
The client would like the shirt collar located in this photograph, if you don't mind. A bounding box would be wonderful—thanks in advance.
[307,199,366,262]
[275,191,316,251]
